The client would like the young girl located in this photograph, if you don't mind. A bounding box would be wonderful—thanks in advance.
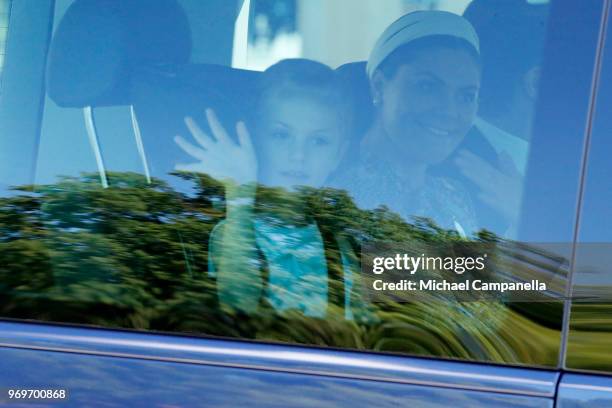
[174,59,369,321]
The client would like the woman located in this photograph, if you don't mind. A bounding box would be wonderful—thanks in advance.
[333,12,509,345]
[334,11,481,237]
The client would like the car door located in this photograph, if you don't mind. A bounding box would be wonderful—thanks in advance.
[0,0,605,407]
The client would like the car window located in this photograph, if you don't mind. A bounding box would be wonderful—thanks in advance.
[0,0,603,369]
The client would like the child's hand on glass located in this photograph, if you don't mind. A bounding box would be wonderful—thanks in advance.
[174,108,257,188]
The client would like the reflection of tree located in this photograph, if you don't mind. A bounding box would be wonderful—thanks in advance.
[0,172,221,326]
[0,172,562,365]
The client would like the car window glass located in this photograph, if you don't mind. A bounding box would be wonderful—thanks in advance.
[0,0,601,369]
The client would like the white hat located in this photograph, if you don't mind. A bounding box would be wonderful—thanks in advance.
[366,11,480,79]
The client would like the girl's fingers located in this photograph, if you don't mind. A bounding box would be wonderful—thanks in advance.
[175,135,206,161]
[205,108,232,145]
[184,117,214,149]
[236,121,253,150]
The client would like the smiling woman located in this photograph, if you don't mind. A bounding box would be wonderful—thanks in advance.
[332,11,481,237]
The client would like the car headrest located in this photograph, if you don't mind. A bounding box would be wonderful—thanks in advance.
[335,61,374,138]
[129,63,261,188]
[46,0,192,108]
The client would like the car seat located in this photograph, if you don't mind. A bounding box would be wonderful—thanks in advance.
[46,0,260,191]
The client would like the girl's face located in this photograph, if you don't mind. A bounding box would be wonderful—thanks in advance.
[373,47,480,165]
[255,93,346,190]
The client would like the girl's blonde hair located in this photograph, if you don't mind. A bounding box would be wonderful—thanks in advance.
[254,58,350,135]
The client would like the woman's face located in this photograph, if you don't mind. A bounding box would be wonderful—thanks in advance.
[373,47,480,165]
[255,93,346,190]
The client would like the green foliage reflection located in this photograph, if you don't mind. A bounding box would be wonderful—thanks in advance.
[0,172,561,366]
